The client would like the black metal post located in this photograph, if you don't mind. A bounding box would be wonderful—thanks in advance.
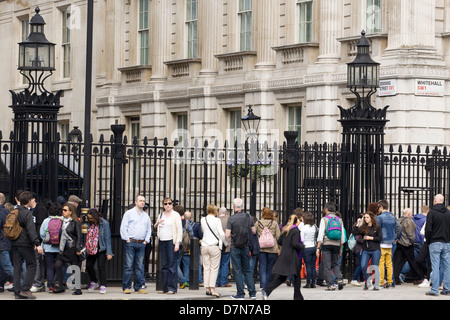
[189,238,200,290]
[284,131,299,224]
[82,0,94,208]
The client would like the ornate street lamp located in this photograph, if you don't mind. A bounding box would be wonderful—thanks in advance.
[241,105,261,141]
[18,6,56,94]
[346,30,380,111]
[9,6,62,202]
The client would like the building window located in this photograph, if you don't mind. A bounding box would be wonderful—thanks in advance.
[229,110,243,146]
[287,106,302,142]
[366,0,382,34]
[297,0,313,43]
[59,122,70,142]
[186,0,198,58]
[129,116,141,142]
[176,114,189,144]
[139,0,149,65]
[62,7,71,78]
[238,0,252,51]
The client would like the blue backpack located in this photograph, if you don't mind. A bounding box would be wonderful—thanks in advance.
[325,215,342,240]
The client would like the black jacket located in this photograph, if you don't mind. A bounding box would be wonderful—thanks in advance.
[64,220,83,252]
[425,203,450,244]
[0,205,11,251]
[272,227,303,276]
[12,206,41,248]
[352,225,382,251]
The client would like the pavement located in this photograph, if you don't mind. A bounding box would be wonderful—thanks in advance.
[2,279,449,301]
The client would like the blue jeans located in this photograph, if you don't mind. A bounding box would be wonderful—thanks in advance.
[122,241,146,291]
[216,252,230,286]
[428,242,450,294]
[159,240,179,293]
[303,247,317,285]
[352,251,364,282]
[259,252,276,288]
[177,252,203,284]
[0,250,14,281]
[230,247,256,298]
[360,249,381,287]
[361,250,381,287]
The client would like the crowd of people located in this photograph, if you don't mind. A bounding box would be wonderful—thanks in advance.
[1,188,450,300]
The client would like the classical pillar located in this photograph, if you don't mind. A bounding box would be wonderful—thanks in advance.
[386,0,435,50]
[317,0,343,63]
[253,0,278,69]
[150,0,171,81]
[198,0,219,76]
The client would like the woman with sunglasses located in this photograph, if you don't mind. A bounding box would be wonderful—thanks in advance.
[155,197,182,294]
[54,202,83,295]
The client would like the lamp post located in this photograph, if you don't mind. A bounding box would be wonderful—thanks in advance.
[241,105,261,217]
[10,6,62,201]
[18,6,56,94]
[346,30,380,112]
[338,30,388,232]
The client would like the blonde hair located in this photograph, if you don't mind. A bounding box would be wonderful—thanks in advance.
[206,204,218,216]
[282,214,298,235]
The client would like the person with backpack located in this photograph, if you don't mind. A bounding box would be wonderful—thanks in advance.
[256,207,280,289]
[39,201,64,292]
[300,211,318,288]
[177,208,203,289]
[316,202,345,291]
[200,204,227,297]
[225,198,257,300]
[85,208,113,294]
[10,191,44,299]
[0,193,14,292]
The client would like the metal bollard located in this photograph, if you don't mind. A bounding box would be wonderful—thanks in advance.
[189,238,200,290]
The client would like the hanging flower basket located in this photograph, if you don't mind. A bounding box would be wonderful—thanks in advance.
[226,162,275,184]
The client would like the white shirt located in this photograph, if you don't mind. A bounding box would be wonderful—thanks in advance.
[200,215,228,247]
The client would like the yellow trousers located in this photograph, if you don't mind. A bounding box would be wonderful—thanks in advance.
[379,247,393,285]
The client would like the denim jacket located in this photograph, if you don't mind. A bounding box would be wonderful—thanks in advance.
[376,211,400,245]
[98,218,113,256]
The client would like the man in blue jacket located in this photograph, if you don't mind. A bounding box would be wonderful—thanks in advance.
[376,199,401,288]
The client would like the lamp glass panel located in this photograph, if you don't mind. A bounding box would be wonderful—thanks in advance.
[37,44,49,67]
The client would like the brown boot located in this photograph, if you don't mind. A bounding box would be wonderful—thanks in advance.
[19,291,37,299]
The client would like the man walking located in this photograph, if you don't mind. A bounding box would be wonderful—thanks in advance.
[11,191,44,299]
[120,194,152,294]
[425,194,450,296]
[226,198,257,300]
[316,202,345,291]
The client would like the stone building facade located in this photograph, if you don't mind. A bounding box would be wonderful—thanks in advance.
[1,0,449,148]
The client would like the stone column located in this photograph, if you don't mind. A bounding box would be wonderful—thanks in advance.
[253,0,278,69]
[198,0,220,76]
[317,0,343,63]
[150,0,171,81]
[386,0,435,50]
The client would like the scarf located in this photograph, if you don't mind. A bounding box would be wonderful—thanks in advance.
[86,224,99,255]
[59,218,73,253]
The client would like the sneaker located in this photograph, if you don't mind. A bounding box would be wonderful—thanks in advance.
[250,295,257,300]
[180,282,189,289]
[399,273,406,284]
[325,286,335,291]
[418,279,431,288]
[30,286,45,293]
[100,286,106,294]
[261,289,268,300]
[123,288,131,294]
[88,282,99,292]
[231,294,245,300]
[338,281,344,290]
[135,289,148,294]
[351,280,361,287]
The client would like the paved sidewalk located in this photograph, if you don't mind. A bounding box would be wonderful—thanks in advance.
[2,280,449,300]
